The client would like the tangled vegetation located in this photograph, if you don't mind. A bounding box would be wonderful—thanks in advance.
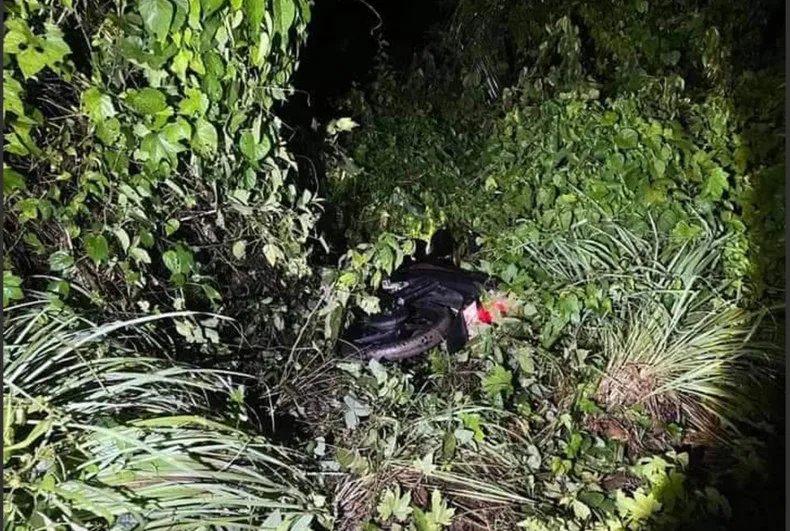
[3,0,785,529]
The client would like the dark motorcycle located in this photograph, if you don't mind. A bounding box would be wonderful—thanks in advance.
[340,230,497,361]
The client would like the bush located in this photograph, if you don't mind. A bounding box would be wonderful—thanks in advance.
[331,2,784,303]
[3,0,321,334]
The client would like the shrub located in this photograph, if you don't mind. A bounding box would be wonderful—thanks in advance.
[330,2,784,302]
[3,0,321,332]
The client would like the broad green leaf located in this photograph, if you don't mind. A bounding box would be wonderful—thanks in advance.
[162,250,180,273]
[245,0,265,33]
[290,515,313,531]
[15,198,38,221]
[140,132,179,166]
[162,119,191,144]
[85,235,109,264]
[614,128,639,149]
[701,166,729,201]
[232,240,246,259]
[201,0,225,19]
[126,88,168,115]
[14,24,71,79]
[601,110,619,126]
[188,0,201,27]
[48,251,74,272]
[251,31,271,66]
[162,246,195,275]
[572,499,591,520]
[114,228,131,253]
[130,247,151,264]
[273,0,296,38]
[413,451,436,476]
[460,413,484,442]
[139,0,174,42]
[616,489,662,523]
[3,271,23,306]
[178,88,209,116]
[170,48,192,78]
[263,244,282,266]
[428,489,454,527]
[377,486,413,523]
[3,167,26,194]
[82,88,116,123]
[239,130,271,162]
[96,118,121,145]
[3,22,28,54]
[3,74,25,118]
[192,118,218,156]
[165,218,180,235]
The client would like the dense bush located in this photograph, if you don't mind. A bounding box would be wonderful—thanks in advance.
[332,4,784,302]
[3,0,320,338]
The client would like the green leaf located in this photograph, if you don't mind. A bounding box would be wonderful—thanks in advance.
[178,88,209,116]
[170,48,192,78]
[139,0,174,42]
[3,73,25,118]
[48,251,74,272]
[614,128,639,149]
[201,0,225,19]
[600,110,619,126]
[162,250,180,274]
[482,365,513,398]
[130,247,151,264]
[239,130,270,162]
[273,0,296,38]
[245,0,265,33]
[3,167,26,194]
[82,88,116,123]
[232,240,246,259]
[377,486,413,523]
[126,88,168,115]
[3,271,24,307]
[85,235,109,265]
[616,489,662,523]
[428,489,455,527]
[263,244,283,266]
[96,118,121,145]
[14,25,71,79]
[442,430,456,462]
[192,118,218,156]
[115,229,131,253]
[701,166,729,201]
[251,31,271,66]
[460,413,484,442]
[140,132,179,166]
[163,246,194,275]
[572,499,591,520]
[165,218,180,235]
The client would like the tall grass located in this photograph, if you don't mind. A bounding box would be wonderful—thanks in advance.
[3,301,324,530]
[519,221,782,437]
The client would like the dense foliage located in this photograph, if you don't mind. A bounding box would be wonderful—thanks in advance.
[319,0,784,529]
[3,0,319,339]
[3,0,785,529]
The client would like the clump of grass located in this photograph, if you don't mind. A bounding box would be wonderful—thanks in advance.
[3,301,326,530]
[520,221,781,439]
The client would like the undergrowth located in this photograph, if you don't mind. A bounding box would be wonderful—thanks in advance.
[3,0,785,529]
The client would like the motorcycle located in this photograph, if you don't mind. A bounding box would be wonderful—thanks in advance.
[340,230,501,361]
